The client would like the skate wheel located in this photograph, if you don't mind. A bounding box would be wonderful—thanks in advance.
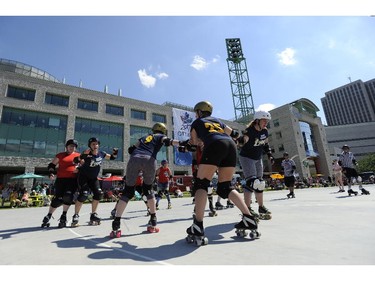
[235,229,247,237]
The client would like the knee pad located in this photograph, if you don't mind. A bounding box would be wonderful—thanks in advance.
[50,196,63,208]
[216,181,234,199]
[62,191,74,205]
[245,177,265,193]
[193,178,211,193]
[77,190,89,202]
[142,184,155,200]
[121,186,135,202]
[253,178,265,193]
[92,188,103,201]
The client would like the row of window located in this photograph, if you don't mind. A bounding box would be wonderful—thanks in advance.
[6,85,167,123]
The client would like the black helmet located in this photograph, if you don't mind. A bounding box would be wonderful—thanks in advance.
[88,137,100,147]
[342,144,350,150]
[65,139,78,147]
[283,152,289,156]
[152,122,167,135]
[194,101,213,115]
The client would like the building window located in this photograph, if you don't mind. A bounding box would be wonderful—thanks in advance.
[74,117,124,161]
[106,104,124,116]
[45,92,69,107]
[275,132,283,139]
[7,85,35,101]
[278,144,285,152]
[152,113,166,123]
[77,99,98,112]
[0,107,67,157]
[131,109,146,120]
[273,119,280,127]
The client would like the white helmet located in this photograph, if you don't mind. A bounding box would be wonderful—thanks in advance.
[253,110,271,120]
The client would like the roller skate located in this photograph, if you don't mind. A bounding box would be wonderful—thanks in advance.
[147,215,160,233]
[348,189,358,196]
[71,214,79,227]
[234,214,260,239]
[110,208,116,219]
[89,212,101,225]
[227,200,234,208]
[41,214,52,228]
[58,213,67,228]
[186,219,208,246]
[361,188,370,195]
[215,202,225,210]
[287,192,295,199]
[109,218,121,238]
[258,205,272,220]
[167,202,172,209]
[248,207,260,223]
[208,208,217,217]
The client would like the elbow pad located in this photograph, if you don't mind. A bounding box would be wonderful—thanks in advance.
[48,163,56,173]
[128,145,136,154]
[230,129,239,139]
[163,138,173,146]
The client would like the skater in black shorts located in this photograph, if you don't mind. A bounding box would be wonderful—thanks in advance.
[338,145,370,195]
[41,139,80,228]
[281,152,296,199]
[185,101,259,245]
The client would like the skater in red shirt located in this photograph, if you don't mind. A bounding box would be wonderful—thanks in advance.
[41,139,80,228]
[155,160,173,210]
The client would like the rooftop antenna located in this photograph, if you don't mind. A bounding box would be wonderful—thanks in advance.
[348,76,352,83]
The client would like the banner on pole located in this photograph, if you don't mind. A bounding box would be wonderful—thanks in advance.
[172,108,195,166]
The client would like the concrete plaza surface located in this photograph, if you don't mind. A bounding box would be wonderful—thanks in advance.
[0,185,374,267]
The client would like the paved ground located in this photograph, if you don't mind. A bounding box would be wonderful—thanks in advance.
[1,185,374,276]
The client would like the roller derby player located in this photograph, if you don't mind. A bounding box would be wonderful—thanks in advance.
[110,122,182,238]
[155,160,173,210]
[72,137,118,227]
[281,152,297,199]
[41,139,80,228]
[338,145,370,196]
[185,101,259,246]
[237,110,274,220]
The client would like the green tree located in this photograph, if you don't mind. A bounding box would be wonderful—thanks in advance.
[358,153,375,173]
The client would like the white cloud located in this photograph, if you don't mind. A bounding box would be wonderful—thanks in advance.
[190,55,219,71]
[138,69,156,88]
[328,39,336,49]
[256,103,276,112]
[156,72,169,79]
[277,48,297,66]
[138,68,169,88]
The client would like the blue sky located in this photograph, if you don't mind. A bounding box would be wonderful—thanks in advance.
[1,4,374,125]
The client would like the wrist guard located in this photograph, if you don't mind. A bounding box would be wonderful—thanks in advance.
[128,145,136,154]
[48,163,56,174]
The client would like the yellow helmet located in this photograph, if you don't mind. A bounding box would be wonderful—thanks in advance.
[194,101,213,115]
[152,122,167,134]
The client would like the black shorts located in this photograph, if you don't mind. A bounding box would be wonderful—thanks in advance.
[54,178,79,197]
[342,167,358,178]
[284,176,295,188]
[200,139,237,167]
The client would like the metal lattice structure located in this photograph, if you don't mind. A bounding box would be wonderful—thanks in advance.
[225,38,255,124]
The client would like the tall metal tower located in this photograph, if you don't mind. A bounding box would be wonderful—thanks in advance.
[225,38,255,124]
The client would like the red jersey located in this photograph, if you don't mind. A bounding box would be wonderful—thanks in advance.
[56,151,81,178]
[157,166,172,183]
